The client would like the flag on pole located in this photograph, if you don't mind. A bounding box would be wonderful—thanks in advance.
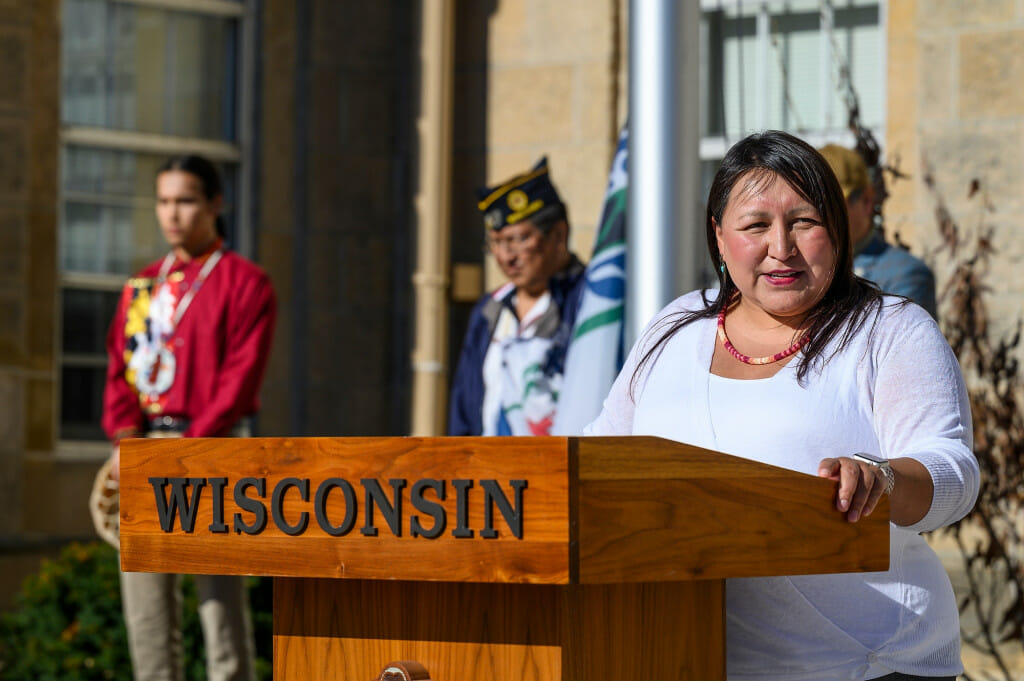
[552,125,628,435]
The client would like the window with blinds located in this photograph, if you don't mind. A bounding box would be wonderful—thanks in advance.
[699,0,885,161]
[58,0,251,442]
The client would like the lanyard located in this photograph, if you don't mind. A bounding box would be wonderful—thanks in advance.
[155,247,224,332]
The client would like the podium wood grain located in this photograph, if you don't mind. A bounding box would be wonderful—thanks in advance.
[274,578,724,681]
[118,435,889,680]
[120,436,572,582]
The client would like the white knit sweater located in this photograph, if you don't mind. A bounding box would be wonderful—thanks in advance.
[585,290,979,681]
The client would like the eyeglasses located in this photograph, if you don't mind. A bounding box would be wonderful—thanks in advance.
[484,230,543,254]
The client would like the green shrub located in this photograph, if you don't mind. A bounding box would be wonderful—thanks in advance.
[0,541,272,680]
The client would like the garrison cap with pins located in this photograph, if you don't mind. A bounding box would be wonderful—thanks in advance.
[476,157,563,231]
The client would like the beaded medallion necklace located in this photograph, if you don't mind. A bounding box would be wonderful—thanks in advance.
[716,299,809,366]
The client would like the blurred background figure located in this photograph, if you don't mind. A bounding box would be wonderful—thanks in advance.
[101,155,276,681]
[448,158,586,436]
[819,143,937,319]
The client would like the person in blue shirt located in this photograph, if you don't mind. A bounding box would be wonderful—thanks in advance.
[820,144,937,319]
[448,157,585,436]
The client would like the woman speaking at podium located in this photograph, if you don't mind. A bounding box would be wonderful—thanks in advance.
[585,131,978,681]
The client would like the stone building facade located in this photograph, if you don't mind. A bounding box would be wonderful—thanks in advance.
[0,0,624,609]
[887,0,1024,339]
[1,1,1020,641]
[0,0,66,605]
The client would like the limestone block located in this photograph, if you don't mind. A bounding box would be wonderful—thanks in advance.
[530,0,615,62]
[0,455,22,535]
[487,65,574,146]
[260,1,297,234]
[258,127,294,234]
[0,210,24,289]
[980,212,1024,264]
[0,121,27,199]
[453,68,488,150]
[0,29,27,104]
[22,458,99,536]
[884,209,932,253]
[485,150,545,191]
[310,154,394,235]
[307,231,393,314]
[0,296,23,363]
[255,231,291,438]
[579,61,616,143]
[888,0,917,39]
[913,202,1024,344]
[264,0,298,56]
[959,29,1024,118]
[307,311,388,433]
[257,377,289,437]
[918,122,1024,216]
[314,0,394,66]
[916,0,1014,30]
[323,71,398,156]
[918,34,954,121]
[0,372,22,450]
[337,234,393,306]
[0,0,27,27]
[884,141,921,227]
[27,221,56,369]
[24,378,53,452]
[615,0,628,125]
[554,143,617,244]
[449,152,491,273]
[486,0,527,63]
[885,0,919,222]
[983,291,1024,348]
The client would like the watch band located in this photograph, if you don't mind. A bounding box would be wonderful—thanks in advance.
[853,452,895,496]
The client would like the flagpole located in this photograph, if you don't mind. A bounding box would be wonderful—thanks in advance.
[626,0,702,348]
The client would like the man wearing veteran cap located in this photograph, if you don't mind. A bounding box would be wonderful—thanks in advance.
[819,143,937,319]
[448,157,586,436]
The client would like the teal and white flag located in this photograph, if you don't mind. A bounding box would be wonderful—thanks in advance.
[553,125,628,435]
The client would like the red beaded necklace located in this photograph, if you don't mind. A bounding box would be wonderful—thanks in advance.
[716,300,809,366]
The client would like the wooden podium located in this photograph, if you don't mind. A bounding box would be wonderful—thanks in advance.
[119,436,888,681]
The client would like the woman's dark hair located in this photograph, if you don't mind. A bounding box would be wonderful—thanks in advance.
[157,154,226,237]
[632,129,885,390]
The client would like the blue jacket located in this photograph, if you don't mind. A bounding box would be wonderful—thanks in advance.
[447,256,586,436]
[855,232,937,320]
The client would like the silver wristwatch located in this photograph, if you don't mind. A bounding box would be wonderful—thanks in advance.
[853,452,895,495]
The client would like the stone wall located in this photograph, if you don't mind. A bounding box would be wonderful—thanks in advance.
[889,4,1024,674]
[451,0,626,292]
[0,0,66,608]
[448,0,626,383]
[259,1,627,438]
[258,1,416,437]
[887,0,1024,343]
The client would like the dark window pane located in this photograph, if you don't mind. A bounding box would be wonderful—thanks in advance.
[60,366,108,441]
[63,288,120,354]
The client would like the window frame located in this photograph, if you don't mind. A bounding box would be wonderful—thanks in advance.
[698,0,887,162]
[56,0,257,458]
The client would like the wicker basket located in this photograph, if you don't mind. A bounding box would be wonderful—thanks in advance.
[89,459,120,548]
